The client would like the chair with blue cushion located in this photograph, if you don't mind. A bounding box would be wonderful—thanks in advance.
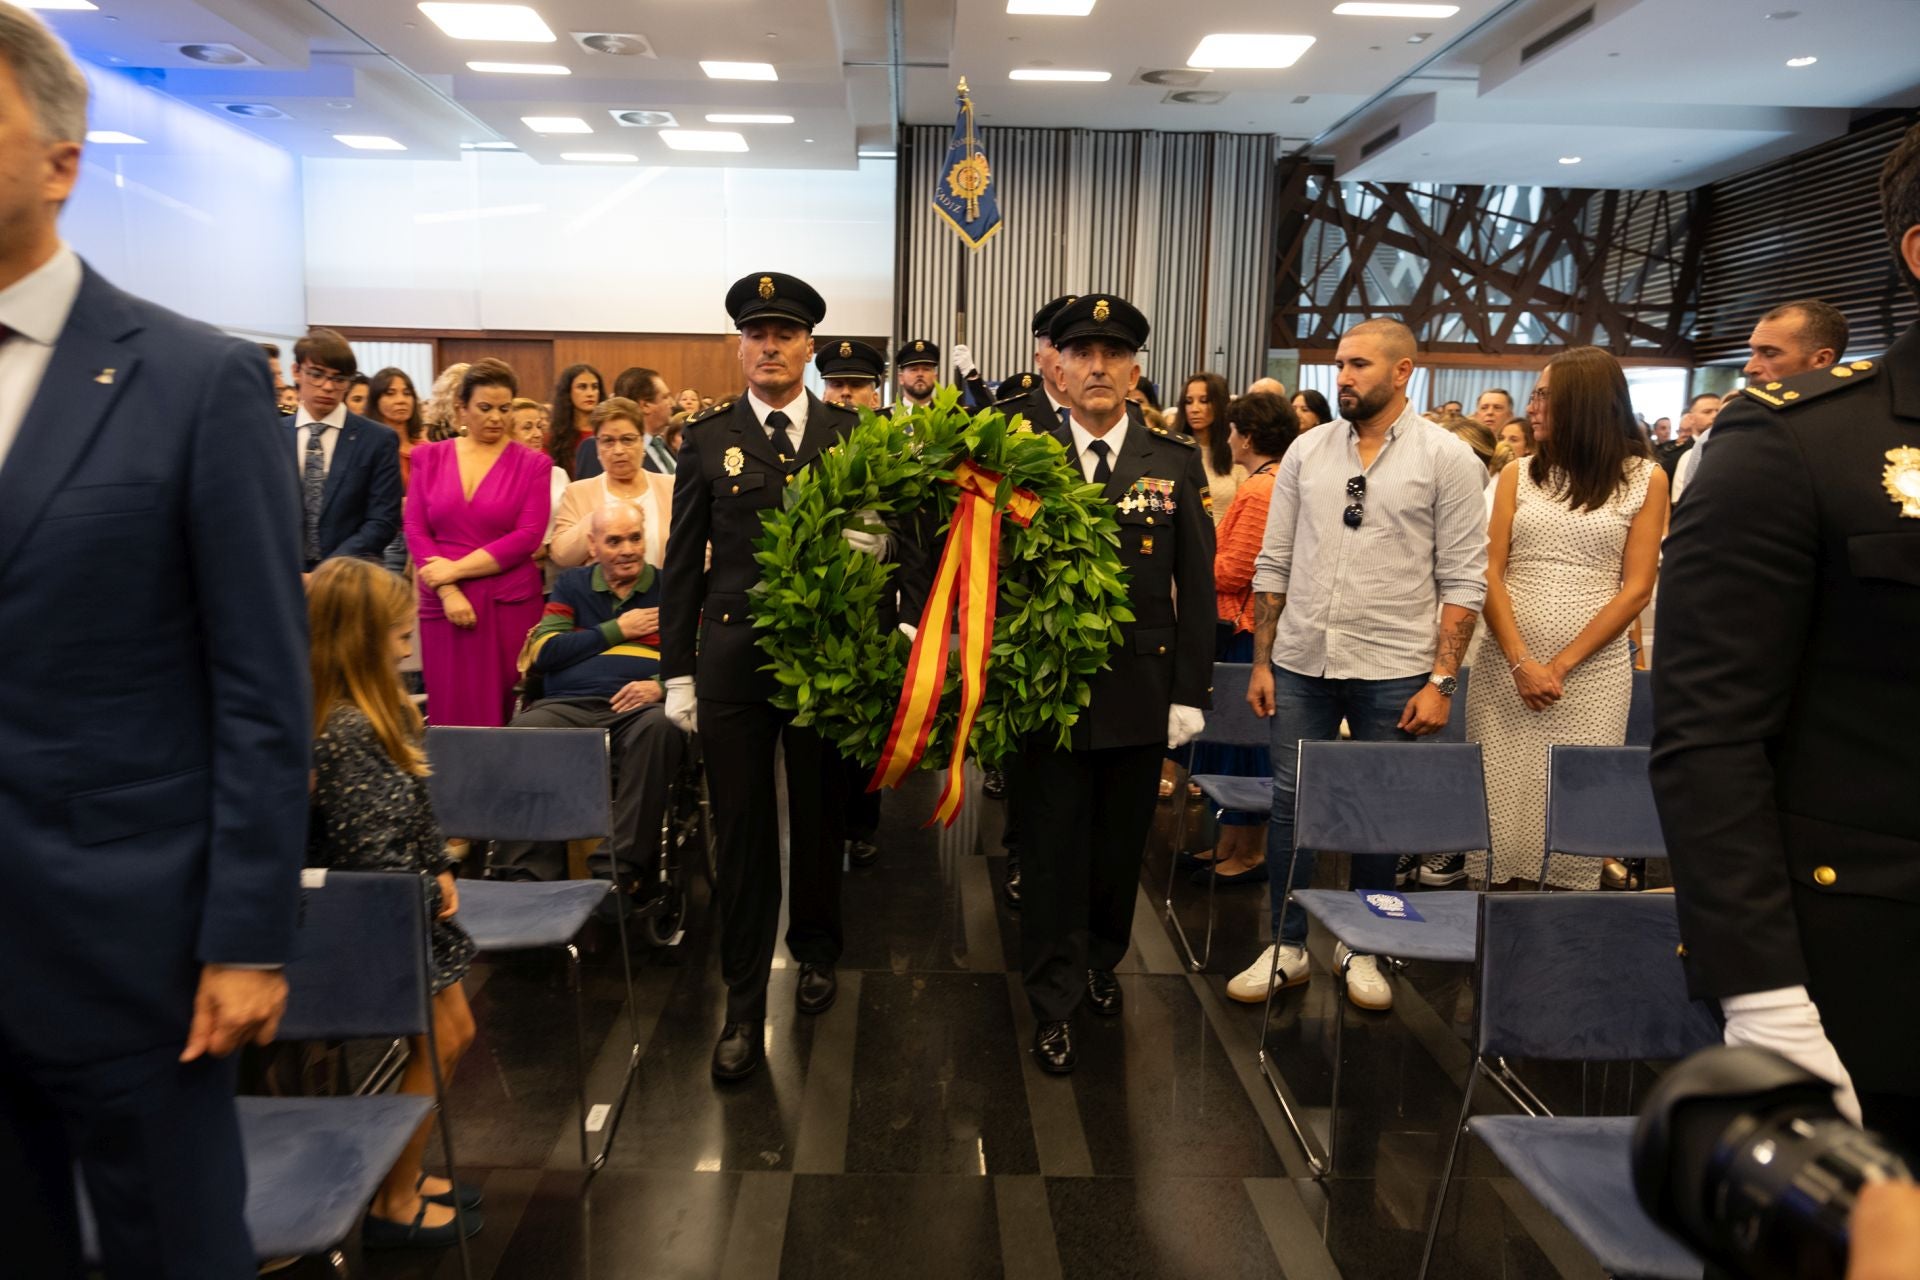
[1542,744,1666,887]
[425,726,641,1172]
[1416,892,1719,1279]
[1626,667,1653,746]
[1258,740,1492,1176]
[1164,663,1262,971]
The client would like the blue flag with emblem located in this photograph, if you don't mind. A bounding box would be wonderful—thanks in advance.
[931,78,1001,249]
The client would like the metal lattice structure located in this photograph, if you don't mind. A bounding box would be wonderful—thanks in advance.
[1271,161,1704,358]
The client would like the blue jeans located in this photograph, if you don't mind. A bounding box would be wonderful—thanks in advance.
[1266,666,1427,945]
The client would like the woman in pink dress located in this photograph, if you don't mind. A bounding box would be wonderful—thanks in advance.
[405,359,553,726]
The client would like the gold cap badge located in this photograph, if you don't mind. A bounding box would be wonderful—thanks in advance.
[914,340,925,352]
[757,276,775,300]
[1884,447,1920,519]
[1021,374,1033,389]
[839,341,852,357]
[1092,299,1110,323]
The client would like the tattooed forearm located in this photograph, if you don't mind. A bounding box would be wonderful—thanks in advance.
[1433,606,1477,676]
[1252,591,1285,666]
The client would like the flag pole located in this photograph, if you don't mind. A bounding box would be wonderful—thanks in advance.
[954,77,972,350]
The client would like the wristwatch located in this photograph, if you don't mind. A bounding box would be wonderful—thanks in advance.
[1429,674,1458,697]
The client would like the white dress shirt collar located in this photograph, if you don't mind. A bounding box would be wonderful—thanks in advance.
[0,243,82,347]
[746,387,808,441]
[295,401,348,434]
[1068,413,1129,485]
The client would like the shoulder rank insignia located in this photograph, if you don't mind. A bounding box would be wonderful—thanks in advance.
[1147,423,1197,447]
[1884,447,1920,519]
[723,445,745,476]
[688,399,731,424]
[1741,359,1877,411]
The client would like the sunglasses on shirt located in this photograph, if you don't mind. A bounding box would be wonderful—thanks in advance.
[1343,474,1367,529]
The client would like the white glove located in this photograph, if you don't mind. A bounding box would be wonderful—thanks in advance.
[841,509,893,560]
[664,675,698,734]
[952,343,977,377]
[1722,986,1862,1125]
[1167,704,1206,750]
[899,622,918,642]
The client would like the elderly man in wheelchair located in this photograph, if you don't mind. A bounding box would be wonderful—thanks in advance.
[494,503,691,921]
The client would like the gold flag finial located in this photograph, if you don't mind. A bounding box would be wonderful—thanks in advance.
[957,76,969,95]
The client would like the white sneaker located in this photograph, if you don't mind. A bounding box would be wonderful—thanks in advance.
[1226,944,1310,1003]
[1336,944,1394,1010]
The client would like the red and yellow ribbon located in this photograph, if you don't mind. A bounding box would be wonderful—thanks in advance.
[869,460,1040,825]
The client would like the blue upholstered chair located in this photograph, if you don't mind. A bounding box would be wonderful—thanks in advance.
[1259,740,1493,1176]
[424,726,641,1171]
[1541,745,1666,887]
[1626,667,1653,747]
[1415,893,1719,1279]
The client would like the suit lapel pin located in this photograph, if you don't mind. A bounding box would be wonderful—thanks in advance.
[95,368,116,385]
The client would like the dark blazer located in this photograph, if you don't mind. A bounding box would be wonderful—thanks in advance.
[291,409,401,562]
[1047,416,1216,749]
[1649,327,1920,1097]
[662,392,860,703]
[0,264,311,1063]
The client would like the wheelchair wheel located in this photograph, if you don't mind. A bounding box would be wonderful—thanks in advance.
[640,880,686,946]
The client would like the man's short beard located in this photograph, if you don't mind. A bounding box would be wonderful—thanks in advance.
[1340,383,1395,422]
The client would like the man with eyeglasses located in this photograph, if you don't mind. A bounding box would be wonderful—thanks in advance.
[1226,318,1489,1013]
[288,326,400,572]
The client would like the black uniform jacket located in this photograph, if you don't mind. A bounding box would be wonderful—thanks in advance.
[1650,328,1920,1091]
[662,391,860,704]
[1044,416,1216,750]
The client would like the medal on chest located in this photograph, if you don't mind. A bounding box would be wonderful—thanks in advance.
[1885,447,1920,519]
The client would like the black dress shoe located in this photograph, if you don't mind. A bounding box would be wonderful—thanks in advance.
[711,1022,764,1081]
[1086,969,1122,1017]
[1033,1020,1076,1074]
[847,838,879,868]
[797,963,837,1014]
[1004,854,1022,909]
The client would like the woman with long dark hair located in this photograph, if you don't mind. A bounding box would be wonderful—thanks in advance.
[1467,346,1667,888]
[1291,388,1332,431]
[1173,372,1239,527]
[547,363,604,477]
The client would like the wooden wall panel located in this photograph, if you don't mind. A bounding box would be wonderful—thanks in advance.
[551,335,741,402]
[437,338,553,406]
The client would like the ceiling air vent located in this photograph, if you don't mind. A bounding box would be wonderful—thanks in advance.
[1359,124,1401,159]
[610,109,677,128]
[217,102,289,119]
[174,42,260,66]
[1164,90,1227,105]
[1520,7,1595,64]
[573,32,656,58]
[1131,67,1209,88]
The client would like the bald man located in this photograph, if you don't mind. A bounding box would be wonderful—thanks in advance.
[1248,376,1288,398]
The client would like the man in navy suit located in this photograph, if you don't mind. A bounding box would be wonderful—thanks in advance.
[288,326,401,570]
[0,11,311,1277]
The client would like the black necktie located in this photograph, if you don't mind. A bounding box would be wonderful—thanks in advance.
[1057,406,1072,432]
[766,410,794,460]
[1087,438,1112,485]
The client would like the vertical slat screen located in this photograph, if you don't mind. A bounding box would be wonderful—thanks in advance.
[348,340,437,395]
[900,125,1278,398]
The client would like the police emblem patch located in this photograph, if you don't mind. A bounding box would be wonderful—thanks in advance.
[724,445,745,477]
[757,276,774,301]
[1884,447,1920,519]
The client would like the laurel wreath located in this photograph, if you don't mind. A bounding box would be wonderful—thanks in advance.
[750,386,1131,771]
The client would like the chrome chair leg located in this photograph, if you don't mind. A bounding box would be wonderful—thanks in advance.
[1416,1063,1481,1280]
[1161,756,1221,971]
[1255,843,1330,1175]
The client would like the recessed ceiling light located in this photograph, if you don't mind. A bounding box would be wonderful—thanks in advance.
[521,115,592,133]
[1785,55,1818,67]
[23,1,99,9]
[572,31,655,57]
[1188,34,1316,69]
[175,42,259,66]
[219,103,288,119]
[462,140,518,150]
[1558,155,1582,164]
[700,60,778,81]
[1331,2,1460,15]
[466,61,570,74]
[1764,10,1801,19]
[86,130,145,144]
[560,151,638,162]
[1008,68,1111,81]
[336,134,407,151]
[1007,0,1097,13]
[660,129,749,152]
[610,109,678,128]
[705,113,794,125]
[416,3,556,43]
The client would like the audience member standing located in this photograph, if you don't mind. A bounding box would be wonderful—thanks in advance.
[1660,392,1720,486]
[1468,348,1666,888]
[1475,388,1514,433]
[422,362,468,442]
[304,558,479,1250]
[1176,371,1242,525]
[550,397,674,570]
[577,366,675,480]
[368,367,422,572]
[345,371,370,416]
[1291,388,1331,432]
[0,12,310,1275]
[1227,319,1487,1011]
[289,327,401,571]
[405,359,552,726]
[548,362,603,479]
[1498,415,1533,460]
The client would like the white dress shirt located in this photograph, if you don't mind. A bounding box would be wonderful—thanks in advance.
[1067,414,1129,485]
[294,402,349,479]
[1672,426,1713,503]
[0,243,83,474]
[747,388,807,453]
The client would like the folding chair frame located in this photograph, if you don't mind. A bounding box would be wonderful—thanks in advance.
[1161,739,1223,972]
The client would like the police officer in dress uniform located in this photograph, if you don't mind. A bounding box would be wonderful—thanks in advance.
[816,338,889,869]
[1019,294,1215,1073]
[1649,124,1920,1152]
[662,274,877,1081]
[893,339,944,411]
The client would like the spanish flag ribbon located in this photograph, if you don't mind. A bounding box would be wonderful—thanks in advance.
[869,460,1039,825]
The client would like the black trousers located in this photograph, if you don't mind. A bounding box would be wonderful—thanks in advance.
[1015,740,1163,1021]
[493,698,686,883]
[701,698,847,1022]
[1,1031,251,1279]
[844,764,881,843]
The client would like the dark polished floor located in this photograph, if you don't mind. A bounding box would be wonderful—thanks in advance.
[308,766,1640,1280]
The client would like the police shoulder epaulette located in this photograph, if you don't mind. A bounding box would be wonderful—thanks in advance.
[1147,423,1197,447]
[1741,360,1878,411]
[820,398,858,416]
[686,399,731,424]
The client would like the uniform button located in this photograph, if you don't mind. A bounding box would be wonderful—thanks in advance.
[1157,645,1167,655]
[1145,516,1155,525]
[1675,944,1688,958]
[722,613,731,623]
[1813,865,1837,886]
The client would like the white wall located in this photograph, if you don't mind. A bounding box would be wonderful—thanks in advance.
[64,67,305,342]
[303,152,895,336]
